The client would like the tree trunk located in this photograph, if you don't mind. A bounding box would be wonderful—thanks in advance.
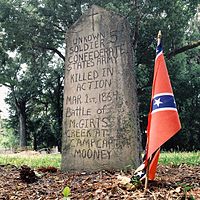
[33,133,37,151]
[55,75,63,152]
[19,110,27,148]
[16,101,27,148]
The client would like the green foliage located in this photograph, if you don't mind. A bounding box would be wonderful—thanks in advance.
[175,182,194,199]
[130,175,142,187]
[0,122,18,149]
[62,186,71,199]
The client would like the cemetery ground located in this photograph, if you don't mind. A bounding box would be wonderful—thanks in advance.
[0,152,199,200]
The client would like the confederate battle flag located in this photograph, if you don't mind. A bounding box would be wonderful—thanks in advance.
[134,31,181,181]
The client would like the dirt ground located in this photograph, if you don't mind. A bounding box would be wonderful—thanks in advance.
[0,164,199,200]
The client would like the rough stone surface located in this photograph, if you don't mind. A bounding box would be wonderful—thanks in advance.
[62,5,141,171]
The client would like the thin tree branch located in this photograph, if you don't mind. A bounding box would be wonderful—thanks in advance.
[34,44,65,61]
[44,46,65,61]
[130,0,140,50]
[53,23,65,32]
[167,40,200,59]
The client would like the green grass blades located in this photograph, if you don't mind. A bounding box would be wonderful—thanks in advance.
[0,151,199,168]
[159,151,200,166]
[0,154,61,168]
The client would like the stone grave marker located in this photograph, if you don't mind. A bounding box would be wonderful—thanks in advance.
[62,5,141,171]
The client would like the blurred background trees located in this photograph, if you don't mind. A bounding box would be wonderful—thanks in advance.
[0,0,199,151]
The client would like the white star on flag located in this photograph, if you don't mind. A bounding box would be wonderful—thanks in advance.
[154,98,163,107]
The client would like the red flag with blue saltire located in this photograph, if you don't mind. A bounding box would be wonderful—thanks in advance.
[133,31,181,181]
[145,31,181,180]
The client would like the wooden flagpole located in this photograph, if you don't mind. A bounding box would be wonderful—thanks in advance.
[144,158,150,193]
[144,30,162,193]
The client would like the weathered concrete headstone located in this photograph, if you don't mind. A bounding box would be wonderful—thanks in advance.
[62,5,140,171]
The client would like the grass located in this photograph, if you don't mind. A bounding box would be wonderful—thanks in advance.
[159,151,200,166]
[0,151,199,168]
[0,153,61,168]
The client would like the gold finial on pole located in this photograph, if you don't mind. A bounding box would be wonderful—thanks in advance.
[157,30,162,39]
[157,30,162,45]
